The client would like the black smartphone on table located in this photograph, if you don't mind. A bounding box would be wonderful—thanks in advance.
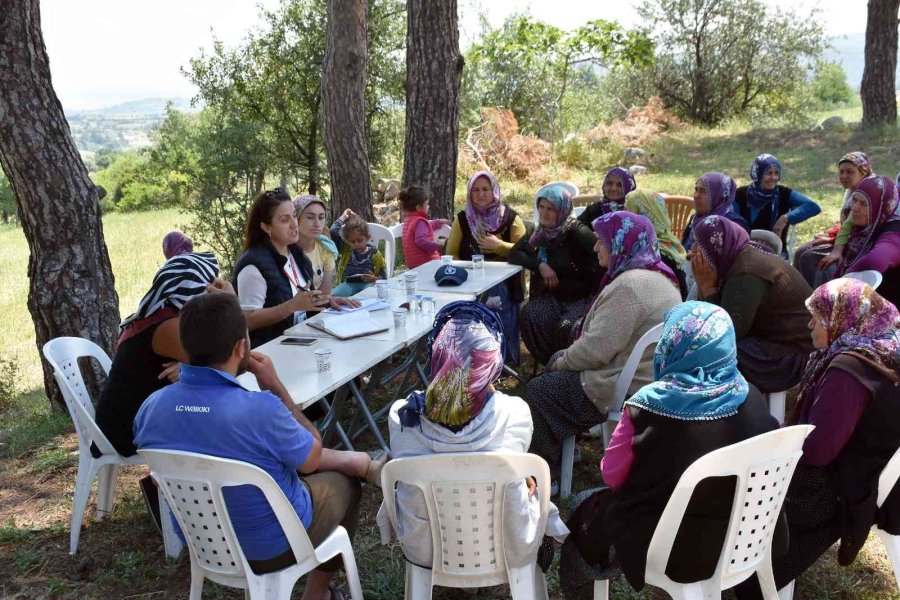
[280,337,317,346]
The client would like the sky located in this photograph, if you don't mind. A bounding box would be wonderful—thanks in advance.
[40,0,867,111]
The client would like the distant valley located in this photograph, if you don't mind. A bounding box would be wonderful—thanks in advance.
[66,97,195,154]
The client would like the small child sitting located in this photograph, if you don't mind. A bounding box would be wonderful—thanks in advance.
[329,211,387,297]
[399,185,451,268]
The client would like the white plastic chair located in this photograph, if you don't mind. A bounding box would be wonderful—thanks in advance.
[559,323,664,499]
[381,451,551,600]
[435,223,452,241]
[140,449,363,600]
[573,206,586,218]
[389,223,403,240]
[368,222,396,278]
[844,270,883,290]
[751,229,783,256]
[766,391,787,424]
[43,337,183,557]
[594,425,814,600]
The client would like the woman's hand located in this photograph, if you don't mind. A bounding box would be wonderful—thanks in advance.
[771,214,790,237]
[158,361,181,383]
[538,262,559,290]
[819,248,843,269]
[479,233,501,250]
[690,251,719,298]
[546,356,564,372]
[439,218,452,226]
[206,279,236,295]
[526,476,537,498]
[361,273,378,283]
[289,291,330,313]
[330,296,361,309]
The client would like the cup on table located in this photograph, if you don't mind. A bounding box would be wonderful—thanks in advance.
[375,279,389,301]
[441,254,453,264]
[404,271,418,295]
[392,307,408,328]
[407,294,422,313]
[314,348,333,374]
[422,296,436,316]
[472,254,485,271]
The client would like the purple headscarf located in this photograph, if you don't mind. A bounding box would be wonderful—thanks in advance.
[692,215,771,277]
[598,167,637,214]
[746,153,782,213]
[684,172,737,249]
[841,175,900,273]
[464,171,505,233]
[162,231,193,259]
[592,211,679,296]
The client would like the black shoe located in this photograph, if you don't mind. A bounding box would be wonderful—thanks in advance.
[140,475,163,534]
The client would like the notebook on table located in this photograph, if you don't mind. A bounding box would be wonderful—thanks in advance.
[301,311,389,340]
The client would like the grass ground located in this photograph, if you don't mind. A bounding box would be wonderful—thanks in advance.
[3,106,900,598]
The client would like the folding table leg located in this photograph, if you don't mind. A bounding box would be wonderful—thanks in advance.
[347,379,390,454]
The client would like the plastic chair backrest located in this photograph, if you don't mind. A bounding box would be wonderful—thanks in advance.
[572,194,602,217]
[844,270,883,290]
[664,197,694,239]
[645,425,814,592]
[573,206,586,218]
[435,223,452,240]
[368,222,396,278]
[878,446,900,507]
[611,323,664,414]
[140,449,320,579]
[42,337,117,456]
[389,223,403,240]
[750,229,783,256]
[381,451,551,587]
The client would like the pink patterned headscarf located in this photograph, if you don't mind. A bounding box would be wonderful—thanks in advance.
[464,171,505,233]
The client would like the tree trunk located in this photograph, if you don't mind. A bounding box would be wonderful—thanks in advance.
[0,0,120,411]
[323,0,374,220]
[307,101,320,196]
[861,0,900,126]
[402,0,462,220]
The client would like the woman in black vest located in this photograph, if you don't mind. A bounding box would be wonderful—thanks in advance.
[734,278,900,598]
[560,301,779,598]
[233,189,356,348]
[733,153,821,255]
[446,171,527,363]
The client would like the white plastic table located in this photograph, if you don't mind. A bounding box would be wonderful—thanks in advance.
[382,259,522,296]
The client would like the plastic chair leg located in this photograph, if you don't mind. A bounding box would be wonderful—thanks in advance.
[755,555,780,599]
[69,456,98,554]
[877,528,900,590]
[560,435,575,499]
[768,391,786,424]
[601,420,616,449]
[593,579,609,600]
[96,463,119,519]
[778,581,795,600]
[405,563,433,600]
[508,562,540,599]
[189,563,205,600]
[341,547,365,600]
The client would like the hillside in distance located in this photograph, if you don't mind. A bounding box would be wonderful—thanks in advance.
[67,97,196,153]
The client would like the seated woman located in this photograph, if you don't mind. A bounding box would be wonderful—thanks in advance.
[681,171,738,250]
[94,251,225,457]
[690,215,814,393]
[524,212,681,480]
[293,194,339,294]
[794,151,871,287]
[733,153,821,255]
[446,171,527,363]
[835,174,900,309]
[576,167,636,225]
[233,189,356,348]
[561,302,779,598]
[376,301,569,570]
[624,189,689,298]
[734,278,900,599]
[509,184,602,365]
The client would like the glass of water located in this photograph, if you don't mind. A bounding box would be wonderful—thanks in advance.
[472,254,485,271]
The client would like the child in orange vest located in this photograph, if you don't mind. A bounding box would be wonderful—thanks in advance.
[400,185,451,269]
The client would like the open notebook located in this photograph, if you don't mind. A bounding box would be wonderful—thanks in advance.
[301,311,389,340]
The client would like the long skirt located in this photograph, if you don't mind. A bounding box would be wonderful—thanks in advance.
[737,337,808,394]
[519,294,589,365]
[525,356,606,478]
[484,280,521,365]
[793,241,838,289]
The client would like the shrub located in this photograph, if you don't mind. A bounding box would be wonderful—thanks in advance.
[0,354,21,416]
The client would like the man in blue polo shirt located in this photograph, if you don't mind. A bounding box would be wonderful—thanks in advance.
[134,292,375,600]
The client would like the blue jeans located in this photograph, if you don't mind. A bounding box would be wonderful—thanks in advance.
[332,281,373,297]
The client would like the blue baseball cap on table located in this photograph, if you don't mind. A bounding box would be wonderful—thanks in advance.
[434,264,468,286]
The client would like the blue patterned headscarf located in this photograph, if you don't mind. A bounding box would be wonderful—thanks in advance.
[746,153,782,213]
[529,184,574,253]
[626,302,750,421]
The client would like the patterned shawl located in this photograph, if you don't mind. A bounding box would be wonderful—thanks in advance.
[626,302,749,420]
[746,153,782,213]
[598,167,637,214]
[684,172,737,248]
[464,171,505,234]
[529,184,574,249]
[842,175,900,272]
[692,215,772,278]
[624,189,688,267]
[592,211,679,296]
[790,278,900,424]
[120,252,219,330]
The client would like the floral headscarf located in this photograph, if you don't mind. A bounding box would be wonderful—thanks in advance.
[746,153,782,213]
[626,302,750,420]
[624,189,687,267]
[692,215,772,278]
[684,172,737,249]
[464,171,505,234]
[529,184,574,249]
[839,151,872,178]
[790,279,900,423]
[598,167,637,214]
[592,211,679,296]
[841,175,900,273]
